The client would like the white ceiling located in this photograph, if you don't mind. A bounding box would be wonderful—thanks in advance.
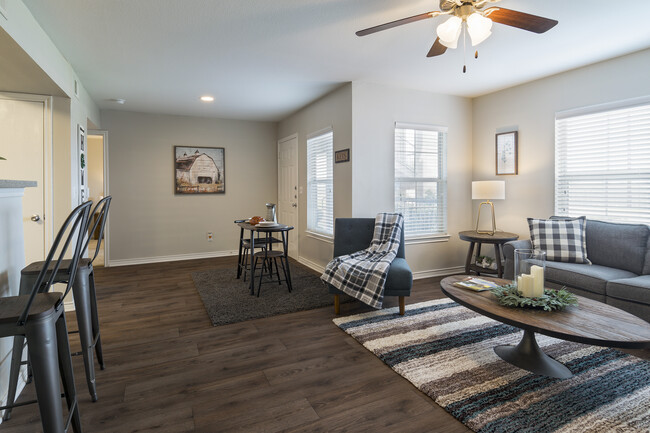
[21,0,650,121]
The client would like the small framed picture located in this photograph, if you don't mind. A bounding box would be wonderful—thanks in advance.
[496,131,518,175]
[335,148,350,163]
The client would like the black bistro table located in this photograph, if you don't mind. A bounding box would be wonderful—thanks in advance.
[235,221,293,295]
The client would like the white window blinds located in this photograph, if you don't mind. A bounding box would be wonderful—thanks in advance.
[394,122,448,238]
[307,128,334,236]
[555,99,650,224]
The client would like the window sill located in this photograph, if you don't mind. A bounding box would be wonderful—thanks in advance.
[405,234,450,245]
[305,231,334,244]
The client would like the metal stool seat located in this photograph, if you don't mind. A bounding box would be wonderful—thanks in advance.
[13,196,111,404]
[1,200,91,432]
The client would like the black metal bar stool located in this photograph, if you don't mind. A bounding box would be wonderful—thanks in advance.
[0,200,91,432]
[5,196,111,410]
[235,219,281,282]
[252,226,294,297]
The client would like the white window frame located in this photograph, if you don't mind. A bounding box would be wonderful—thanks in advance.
[306,127,334,238]
[394,122,449,241]
[555,96,650,224]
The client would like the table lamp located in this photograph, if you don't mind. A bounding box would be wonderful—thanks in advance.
[472,180,505,235]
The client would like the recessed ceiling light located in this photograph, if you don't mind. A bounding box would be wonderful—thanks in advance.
[200,95,215,102]
[107,98,126,104]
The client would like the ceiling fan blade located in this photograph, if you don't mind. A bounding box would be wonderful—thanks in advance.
[427,38,448,57]
[484,7,558,34]
[356,11,437,36]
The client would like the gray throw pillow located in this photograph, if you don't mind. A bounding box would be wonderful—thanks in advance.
[527,217,591,264]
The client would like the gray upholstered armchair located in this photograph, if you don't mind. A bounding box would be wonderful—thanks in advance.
[327,218,413,315]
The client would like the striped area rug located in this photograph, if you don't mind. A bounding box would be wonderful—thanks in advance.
[334,299,650,432]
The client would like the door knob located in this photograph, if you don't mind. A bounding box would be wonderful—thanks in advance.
[291,203,297,208]
[31,214,41,222]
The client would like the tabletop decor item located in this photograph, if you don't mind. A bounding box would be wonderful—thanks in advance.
[491,283,577,311]
[514,248,545,297]
[471,180,505,235]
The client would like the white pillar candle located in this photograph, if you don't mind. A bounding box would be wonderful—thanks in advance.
[521,274,535,297]
[516,276,523,294]
[531,265,545,297]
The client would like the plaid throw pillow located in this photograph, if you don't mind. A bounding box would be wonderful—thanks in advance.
[527,217,591,264]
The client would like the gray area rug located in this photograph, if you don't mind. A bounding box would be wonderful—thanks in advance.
[335,299,650,433]
[192,260,350,326]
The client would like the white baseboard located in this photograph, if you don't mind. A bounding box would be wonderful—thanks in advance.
[412,266,465,280]
[109,250,238,267]
[108,250,463,280]
[295,256,326,274]
[295,256,462,281]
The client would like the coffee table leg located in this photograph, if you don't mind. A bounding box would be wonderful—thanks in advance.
[494,330,573,379]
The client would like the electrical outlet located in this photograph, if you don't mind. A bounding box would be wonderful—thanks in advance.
[207,232,213,242]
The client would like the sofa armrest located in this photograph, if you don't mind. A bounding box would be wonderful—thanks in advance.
[503,239,533,280]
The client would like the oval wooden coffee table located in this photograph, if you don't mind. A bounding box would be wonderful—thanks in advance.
[441,275,650,379]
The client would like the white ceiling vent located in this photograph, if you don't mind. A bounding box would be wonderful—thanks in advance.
[0,0,8,20]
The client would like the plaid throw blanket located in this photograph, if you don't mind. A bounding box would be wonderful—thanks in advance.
[320,213,403,309]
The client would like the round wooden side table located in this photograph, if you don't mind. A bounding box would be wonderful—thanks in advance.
[458,230,519,278]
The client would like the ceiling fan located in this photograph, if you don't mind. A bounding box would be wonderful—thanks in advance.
[356,0,558,67]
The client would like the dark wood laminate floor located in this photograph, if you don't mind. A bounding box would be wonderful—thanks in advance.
[2,257,647,432]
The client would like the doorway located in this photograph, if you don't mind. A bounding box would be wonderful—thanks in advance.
[87,130,108,267]
[278,134,299,258]
[0,93,52,265]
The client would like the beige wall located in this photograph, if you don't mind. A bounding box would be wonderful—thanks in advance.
[102,110,277,263]
[351,82,474,275]
[278,84,353,268]
[87,135,104,202]
[52,97,71,231]
[1,1,100,229]
[472,48,650,241]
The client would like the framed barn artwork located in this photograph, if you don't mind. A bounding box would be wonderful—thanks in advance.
[174,146,225,194]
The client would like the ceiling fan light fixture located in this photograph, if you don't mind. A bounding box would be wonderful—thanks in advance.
[436,16,462,48]
[467,12,492,46]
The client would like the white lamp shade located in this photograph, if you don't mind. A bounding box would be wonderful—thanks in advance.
[437,16,462,49]
[472,181,505,200]
[467,13,492,46]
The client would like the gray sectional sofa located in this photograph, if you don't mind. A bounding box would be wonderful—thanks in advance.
[503,219,650,322]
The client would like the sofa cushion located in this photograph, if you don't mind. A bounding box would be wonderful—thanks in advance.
[544,262,637,296]
[584,219,649,275]
[528,217,590,264]
[606,276,650,306]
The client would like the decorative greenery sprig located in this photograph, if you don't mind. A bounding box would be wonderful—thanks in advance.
[0,157,5,160]
[491,284,578,311]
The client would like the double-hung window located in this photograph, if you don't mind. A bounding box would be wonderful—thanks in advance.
[394,122,448,238]
[555,98,650,224]
[307,128,334,237]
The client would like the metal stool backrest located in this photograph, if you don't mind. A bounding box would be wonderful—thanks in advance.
[82,195,112,265]
[17,201,92,326]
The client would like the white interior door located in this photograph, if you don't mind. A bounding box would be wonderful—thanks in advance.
[0,95,47,264]
[278,134,298,258]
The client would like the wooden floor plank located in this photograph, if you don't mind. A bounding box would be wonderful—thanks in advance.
[3,256,645,432]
